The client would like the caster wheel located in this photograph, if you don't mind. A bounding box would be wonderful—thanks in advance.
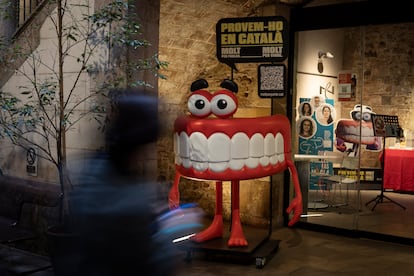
[255,257,266,269]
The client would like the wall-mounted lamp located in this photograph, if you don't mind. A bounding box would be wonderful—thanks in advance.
[317,51,334,73]
[318,51,334,59]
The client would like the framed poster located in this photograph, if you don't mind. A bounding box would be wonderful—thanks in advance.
[216,16,289,64]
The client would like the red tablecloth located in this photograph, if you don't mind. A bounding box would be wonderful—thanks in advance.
[383,148,414,192]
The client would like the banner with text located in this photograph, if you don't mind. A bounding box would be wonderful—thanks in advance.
[216,16,288,66]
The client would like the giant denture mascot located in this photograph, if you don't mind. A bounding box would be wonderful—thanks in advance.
[335,104,382,155]
[168,79,302,247]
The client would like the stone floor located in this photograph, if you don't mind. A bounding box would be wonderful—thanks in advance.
[173,227,414,276]
[3,227,414,275]
[304,189,414,241]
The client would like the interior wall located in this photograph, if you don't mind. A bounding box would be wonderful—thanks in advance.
[293,28,344,153]
[294,23,414,167]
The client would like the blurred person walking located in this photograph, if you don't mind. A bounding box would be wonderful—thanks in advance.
[60,90,200,276]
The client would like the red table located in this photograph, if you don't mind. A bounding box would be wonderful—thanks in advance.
[383,148,414,192]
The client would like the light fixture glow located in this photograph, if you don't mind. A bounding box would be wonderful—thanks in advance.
[301,214,323,217]
[172,233,196,243]
[318,51,334,59]
[317,51,334,73]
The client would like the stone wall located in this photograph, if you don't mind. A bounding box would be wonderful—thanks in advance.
[157,0,278,227]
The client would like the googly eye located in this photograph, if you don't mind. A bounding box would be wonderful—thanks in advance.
[362,112,372,121]
[211,90,238,118]
[351,111,361,121]
[187,91,212,118]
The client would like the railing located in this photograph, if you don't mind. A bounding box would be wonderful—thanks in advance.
[18,0,42,27]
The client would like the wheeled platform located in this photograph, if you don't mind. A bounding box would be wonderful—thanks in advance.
[175,225,279,269]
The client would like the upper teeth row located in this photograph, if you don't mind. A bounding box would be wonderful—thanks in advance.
[341,124,375,137]
[174,131,285,172]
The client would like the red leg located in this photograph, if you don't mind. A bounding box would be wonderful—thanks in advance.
[191,181,223,242]
[285,159,303,227]
[228,180,248,247]
[168,172,181,209]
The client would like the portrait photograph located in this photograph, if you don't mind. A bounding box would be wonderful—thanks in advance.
[316,103,336,126]
[298,101,314,117]
[297,117,317,139]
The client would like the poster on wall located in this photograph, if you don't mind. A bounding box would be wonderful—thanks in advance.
[309,160,333,190]
[297,96,335,155]
[216,16,289,67]
[338,71,356,101]
[297,96,336,190]
[26,146,38,176]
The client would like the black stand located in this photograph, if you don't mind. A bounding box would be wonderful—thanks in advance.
[176,180,279,269]
[364,147,406,211]
[365,114,406,211]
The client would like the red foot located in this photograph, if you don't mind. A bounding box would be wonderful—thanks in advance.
[286,196,303,227]
[228,210,248,247]
[191,214,223,242]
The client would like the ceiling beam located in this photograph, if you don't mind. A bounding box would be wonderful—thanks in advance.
[291,0,414,31]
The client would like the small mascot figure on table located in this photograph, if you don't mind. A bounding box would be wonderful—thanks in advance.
[335,104,382,155]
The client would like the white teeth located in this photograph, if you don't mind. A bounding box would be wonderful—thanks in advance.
[209,161,229,172]
[208,133,230,162]
[345,125,374,137]
[189,132,208,162]
[175,131,285,172]
[229,159,245,170]
[231,133,249,159]
[250,133,264,157]
[246,157,259,168]
[260,156,270,167]
[182,158,191,169]
[338,123,376,144]
[230,133,249,170]
[179,132,190,158]
[341,134,374,144]
[174,133,179,156]
[276,133,285,162]
[264,133,275,156]
[193,161,209,171]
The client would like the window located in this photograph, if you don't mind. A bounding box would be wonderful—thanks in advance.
[18,0,41,27]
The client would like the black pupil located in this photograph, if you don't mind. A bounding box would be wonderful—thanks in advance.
[195,100,205,109]
[217,99,227,109]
